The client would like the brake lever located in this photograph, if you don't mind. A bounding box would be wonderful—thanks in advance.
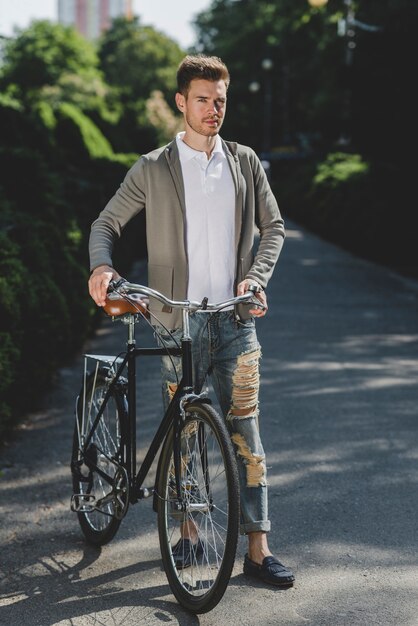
[248,284,263,294]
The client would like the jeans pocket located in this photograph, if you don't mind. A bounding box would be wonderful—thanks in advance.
[237,317,255,329]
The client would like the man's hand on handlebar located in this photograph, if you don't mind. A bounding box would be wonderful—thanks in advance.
[89,265,121,307]
[237,279,268,318]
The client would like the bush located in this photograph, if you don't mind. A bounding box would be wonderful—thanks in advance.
[274,152,417,277]
[306,152,371,245]
[0,235,28,432]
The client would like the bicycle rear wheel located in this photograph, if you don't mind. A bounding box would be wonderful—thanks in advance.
[71,368,129,546]
[157,401,239,613]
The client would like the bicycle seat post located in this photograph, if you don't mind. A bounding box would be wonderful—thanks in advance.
[127,315,135,345]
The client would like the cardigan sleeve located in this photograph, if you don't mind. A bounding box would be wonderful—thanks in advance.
[244,149,285,288]
[89,157,147,272]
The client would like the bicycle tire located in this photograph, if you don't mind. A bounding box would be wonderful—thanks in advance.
[156,401,239,613]
[71,368,129,546]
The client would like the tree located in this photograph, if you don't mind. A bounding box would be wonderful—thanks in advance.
[347,0,418,162]
[192,0,334,149]
[145,90,183,145]
[97,16,185,152]
[0,20,101,95]
[98,17,184,103]
[193,0,418,159]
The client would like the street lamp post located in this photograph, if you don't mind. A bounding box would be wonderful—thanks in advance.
[306,0,382,146]
[261,58,273,156]
[339,0,355,144]
[248,58,274,156]
[248,80,261,152]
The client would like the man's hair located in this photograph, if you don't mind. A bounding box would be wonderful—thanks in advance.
[177,54,230,96]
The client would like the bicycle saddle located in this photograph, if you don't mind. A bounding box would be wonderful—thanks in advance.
[103,294,149,318]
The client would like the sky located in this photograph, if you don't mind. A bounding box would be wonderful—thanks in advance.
[0,0,212,48]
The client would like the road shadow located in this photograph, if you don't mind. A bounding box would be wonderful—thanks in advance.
[0,535,199,625]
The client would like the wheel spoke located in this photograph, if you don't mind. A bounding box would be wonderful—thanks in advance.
[72,371,127,543]
[157,403,239,612]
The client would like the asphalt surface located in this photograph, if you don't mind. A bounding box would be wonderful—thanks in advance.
[1,220,418,626]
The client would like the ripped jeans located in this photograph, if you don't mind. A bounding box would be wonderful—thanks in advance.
[158,311,270,535]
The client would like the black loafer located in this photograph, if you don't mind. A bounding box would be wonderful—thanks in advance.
[243,554,295,587]
[171,538,205,569]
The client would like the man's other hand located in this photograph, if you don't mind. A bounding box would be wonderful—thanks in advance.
[237,279,268,318]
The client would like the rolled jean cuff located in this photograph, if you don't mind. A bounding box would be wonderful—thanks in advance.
[240,520,271,535]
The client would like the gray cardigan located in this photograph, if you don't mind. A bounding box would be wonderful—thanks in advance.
[89,138,285,328]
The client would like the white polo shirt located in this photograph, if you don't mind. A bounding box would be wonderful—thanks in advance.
[176,132,236,305]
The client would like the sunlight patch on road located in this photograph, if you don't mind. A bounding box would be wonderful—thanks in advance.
[286,228,304,239]
[0,593,29,607]
[0,463,68,491]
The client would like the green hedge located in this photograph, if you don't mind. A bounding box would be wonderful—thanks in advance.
[56,102,114,160]
[0,101,142,436]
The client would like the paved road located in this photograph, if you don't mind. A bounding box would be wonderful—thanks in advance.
[1,221,418,626]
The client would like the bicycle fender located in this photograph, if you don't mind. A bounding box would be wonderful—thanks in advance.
[182,394,212,408]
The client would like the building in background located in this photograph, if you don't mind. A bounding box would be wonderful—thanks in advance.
[58,0,133,39]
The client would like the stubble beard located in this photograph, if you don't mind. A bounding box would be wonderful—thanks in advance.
[185,114,223,138]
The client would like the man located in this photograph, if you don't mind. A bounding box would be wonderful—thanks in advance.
[88,54,294,587]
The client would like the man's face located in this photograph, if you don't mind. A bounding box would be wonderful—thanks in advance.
[176,79,227,138]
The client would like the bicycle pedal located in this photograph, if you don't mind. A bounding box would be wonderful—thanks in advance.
[137,487,154,499]
[71,493,96,512]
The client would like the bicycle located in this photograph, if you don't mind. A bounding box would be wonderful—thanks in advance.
[70,279,263,613]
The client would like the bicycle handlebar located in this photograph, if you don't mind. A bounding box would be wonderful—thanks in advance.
[108,279,265,311]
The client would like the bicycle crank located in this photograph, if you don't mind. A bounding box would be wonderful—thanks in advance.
[71,466,129,520]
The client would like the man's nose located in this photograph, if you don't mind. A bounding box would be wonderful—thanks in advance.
[208,101,219,115]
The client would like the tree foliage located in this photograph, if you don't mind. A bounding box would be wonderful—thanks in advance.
[0,20,101,93]
[98,17,184,102]
[193,0,418,161]
[145,90,184,145]
[193,0,418,277]
[95,17,185,153]
[193,0,340,150]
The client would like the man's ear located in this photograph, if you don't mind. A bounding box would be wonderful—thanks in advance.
[175,92,185,113]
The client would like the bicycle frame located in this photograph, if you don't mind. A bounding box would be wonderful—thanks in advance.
[80,307,206,513]
[75,281,262,520]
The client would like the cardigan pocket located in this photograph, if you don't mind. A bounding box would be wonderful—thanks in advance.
[237,253,255,322]
[148,264,174,313]
[239,252,254,282]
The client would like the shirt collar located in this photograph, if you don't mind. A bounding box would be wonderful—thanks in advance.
[176,132,225,163]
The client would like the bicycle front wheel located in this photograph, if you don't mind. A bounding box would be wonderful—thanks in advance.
[71,368,128,546]
[157,401,239,613]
